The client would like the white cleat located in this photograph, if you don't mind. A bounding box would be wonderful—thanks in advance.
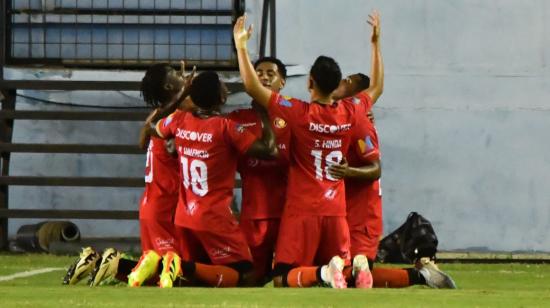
[322,256,347,289]
[352,255,373,289]
[418,258,457,289]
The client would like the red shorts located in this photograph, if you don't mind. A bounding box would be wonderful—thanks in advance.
[140,219,183,255]
[274,215,350,267]
[349,225,381,260]
[348,198,383,260]
[178,226,252,265]
[240,218,280,281]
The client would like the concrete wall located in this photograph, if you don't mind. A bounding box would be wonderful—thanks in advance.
[5,0,550,252]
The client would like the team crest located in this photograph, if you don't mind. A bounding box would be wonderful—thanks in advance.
[273,117,287,129]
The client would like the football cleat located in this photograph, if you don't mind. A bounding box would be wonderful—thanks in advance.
[63,247,100,285]
[88,247,121,287]
[352,255,373,289]
[417,257,457,289]
[158,251,182,288]
[127,250,161,287]
[322,256,347,289]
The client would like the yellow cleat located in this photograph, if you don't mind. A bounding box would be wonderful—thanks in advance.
[127,250,161,287]
[159,251,182,288]
[88,247,121,287]
[63,247,100,285]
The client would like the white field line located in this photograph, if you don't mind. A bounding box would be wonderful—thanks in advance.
[0,267,64,282]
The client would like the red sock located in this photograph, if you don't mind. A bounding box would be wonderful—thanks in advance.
[188,263,240,287]
[286,267,320,287]
[372,268,410,288]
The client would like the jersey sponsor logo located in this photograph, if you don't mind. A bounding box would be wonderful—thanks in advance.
[210,246,232,260]
[278,99,293,107]
[273,117,287,129]
[324,188,337,200]
[176,128,213,143]
[240,122,257,128]
[186,201,197,215]
[308,122,352,134]
[155,237,175,250]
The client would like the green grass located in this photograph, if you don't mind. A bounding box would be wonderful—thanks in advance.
[1,254,550,307]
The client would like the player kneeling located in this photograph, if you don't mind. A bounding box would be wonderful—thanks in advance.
[143,71,278,288]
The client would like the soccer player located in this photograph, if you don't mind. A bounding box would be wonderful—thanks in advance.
[63,62,193,286]
[145,71,278,288]
[334,78,457,290]
[330,12,456,289]
[234,15,378,289]
[228,56,290,285]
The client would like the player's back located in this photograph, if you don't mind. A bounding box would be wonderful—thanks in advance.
[268,93,369,217]
[140,136,179,220]
[158,110,256,231]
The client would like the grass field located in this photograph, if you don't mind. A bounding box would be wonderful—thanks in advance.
[1,253,550,307]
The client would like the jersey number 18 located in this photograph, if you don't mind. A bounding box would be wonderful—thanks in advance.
[181,157,209,196]
[311,150,343,181]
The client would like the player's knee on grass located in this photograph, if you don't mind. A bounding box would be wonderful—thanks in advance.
[272,263,294,287]
[228,260,255,286]
[272,275,285,287]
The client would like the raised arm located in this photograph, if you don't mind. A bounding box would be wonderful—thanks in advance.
[363,11,384,103]
[245,106,278,159]
[233,15,273,108]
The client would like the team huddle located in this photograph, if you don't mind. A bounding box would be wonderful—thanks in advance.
[63,12,456,289]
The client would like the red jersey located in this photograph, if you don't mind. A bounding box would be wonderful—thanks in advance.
[345,118,382,227]
[157,110,257,232]
[267,92,373,217]
[139,136,179,221]
[228,108,290,219]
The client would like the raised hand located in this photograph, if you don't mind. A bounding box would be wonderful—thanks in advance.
[178,60,197,87]
[233,15,253,49]
[368,11,380,43]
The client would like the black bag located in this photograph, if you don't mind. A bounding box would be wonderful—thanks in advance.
[375,212,438,264]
